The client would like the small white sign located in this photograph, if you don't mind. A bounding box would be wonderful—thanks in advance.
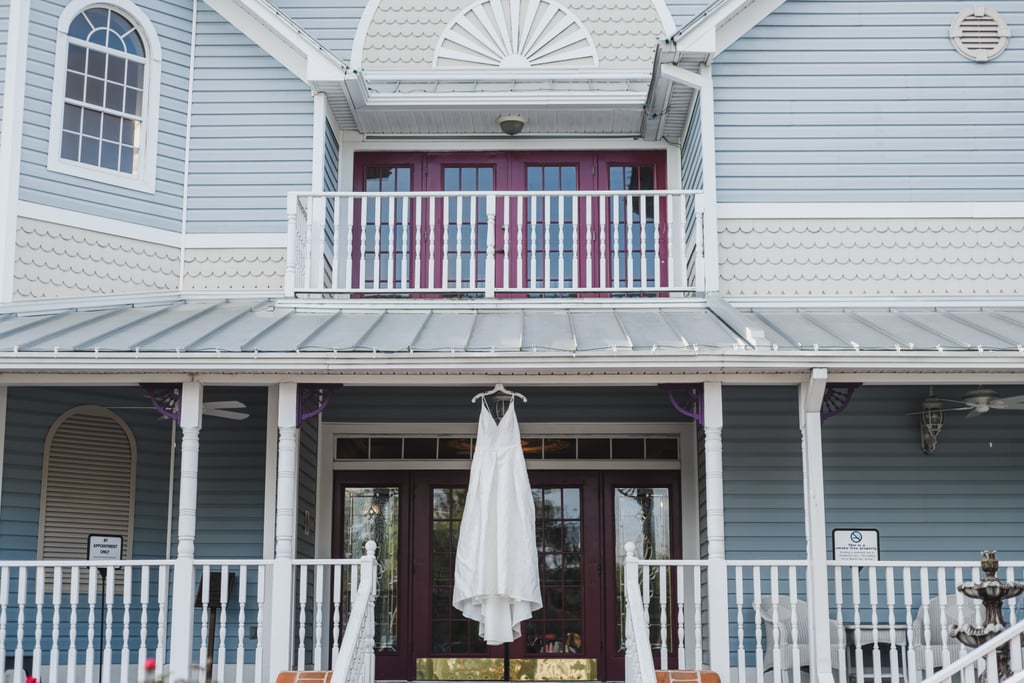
[832,528,879,562]
[87,534,123,561]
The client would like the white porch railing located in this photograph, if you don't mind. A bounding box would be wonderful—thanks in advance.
[286,189,705,298]
[624,558,1024,683]
[0,550,378,683]
[919,616,1024,683]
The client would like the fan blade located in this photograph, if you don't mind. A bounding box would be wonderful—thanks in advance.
[203,401,246,410]
[203,408,249,421]
[991,395,1024,410]
[965,409,983,419]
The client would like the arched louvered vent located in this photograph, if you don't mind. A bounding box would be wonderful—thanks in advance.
[434,0,598,68]
[39,407,136,560]
[950,6,1010,62]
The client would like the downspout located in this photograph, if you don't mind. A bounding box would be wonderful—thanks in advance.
[801,368,835,683]
[0,0,32,303]
[177,0,200,291]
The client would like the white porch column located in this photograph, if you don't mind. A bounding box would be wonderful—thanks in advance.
[801,369,834,683]
[268,382,299,676]
[169,382,203,677]
[703,382,731,676]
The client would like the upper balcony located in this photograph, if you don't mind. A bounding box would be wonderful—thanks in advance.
[285,189,706,300]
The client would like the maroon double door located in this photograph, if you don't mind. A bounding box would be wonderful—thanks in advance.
[334,469,679,681]
[353,151,667,293]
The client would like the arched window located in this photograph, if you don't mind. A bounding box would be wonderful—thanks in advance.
[49,1,161,191]
[39,406,136,561]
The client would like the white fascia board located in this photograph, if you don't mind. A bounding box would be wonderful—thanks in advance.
[363,91,645,110]
[672,0,785,58]
[370,69,654,83]
[19,201,183,248]
[719,202,1024,220]
[203,0,347,84]
[2,350,1024,375]
[660,64,710,90]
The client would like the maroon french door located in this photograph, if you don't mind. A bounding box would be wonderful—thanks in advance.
[353,151,667,294]
[333,468,680,681]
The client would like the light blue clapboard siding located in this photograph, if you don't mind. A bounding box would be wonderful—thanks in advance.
[0,0,8,125]
[721,385,804,557]
[663,1,707,33]
[0,385,267,561]
[185,5,314,234]
[271,0,366,63]
[190,387,268,559]
[296,418,319,560]
[681,95,702,287]
[822,384,1024,561]
[18,0,193,231]
[713,0,1024,203]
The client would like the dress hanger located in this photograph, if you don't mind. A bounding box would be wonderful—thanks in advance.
[471,383,527,403]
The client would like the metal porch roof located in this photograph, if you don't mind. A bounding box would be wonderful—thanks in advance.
[1,298,1023,369]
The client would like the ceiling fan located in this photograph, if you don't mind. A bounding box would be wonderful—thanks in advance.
[107,400,249,421]
[933,388,1024,418]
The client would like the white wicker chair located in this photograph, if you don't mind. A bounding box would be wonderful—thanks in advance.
[756,596,848,682]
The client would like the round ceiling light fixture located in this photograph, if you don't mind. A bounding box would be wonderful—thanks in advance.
[497,114,527,136]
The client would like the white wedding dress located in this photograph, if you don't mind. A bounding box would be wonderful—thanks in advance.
[452,399,543,645]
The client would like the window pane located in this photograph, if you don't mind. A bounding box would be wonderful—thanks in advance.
[105,84,124,111]
[65,72,85,101]
[85,76,104,106]
[342,486,400,652]
[86,49,105,78]
[100,142,119,170]
[82,109,101,138]
[63,104,82,132]
[67,44,87,73]
[125,61,143,89]
[69,15,91,40]
[122,29,145,57]
[84,8,108,33]
[107,55,126,85]
[101,113,120,141]
[61,132,79,161]
[80,137,100,165]
[124,87,142,117]
[119,147,135,174]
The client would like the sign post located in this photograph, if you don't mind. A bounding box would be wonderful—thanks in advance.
[87,535,123,683]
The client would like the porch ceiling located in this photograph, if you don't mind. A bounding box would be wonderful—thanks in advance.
[0,297,1023,375]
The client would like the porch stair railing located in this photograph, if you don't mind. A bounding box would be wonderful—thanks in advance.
[330,541,378,683]
[624,542,658,683]
[919,616,1024,683]
[286,189,705,298]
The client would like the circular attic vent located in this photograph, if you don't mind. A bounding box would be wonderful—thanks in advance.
[949,6,1010,62]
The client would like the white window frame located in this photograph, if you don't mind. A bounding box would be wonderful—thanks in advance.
[47,0,162,193]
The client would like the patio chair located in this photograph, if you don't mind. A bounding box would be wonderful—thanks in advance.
[910,595,975,678]
[755,596,847,682]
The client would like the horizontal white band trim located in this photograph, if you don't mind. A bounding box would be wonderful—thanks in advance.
[718,202,1024,220]
[19,201,182,247]
[184,233,288,249]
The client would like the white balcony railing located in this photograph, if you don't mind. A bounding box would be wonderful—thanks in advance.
[286,190,705,298]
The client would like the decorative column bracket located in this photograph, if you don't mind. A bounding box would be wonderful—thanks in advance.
[142,383,184,423]
[820,383,861,422]
[297,385,340,425]
[660,384,704,426]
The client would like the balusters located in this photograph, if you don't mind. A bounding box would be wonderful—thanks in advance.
[236,566,248,683]
[50,567,63,683]
[297,564,309,670]
[121,566,133,683]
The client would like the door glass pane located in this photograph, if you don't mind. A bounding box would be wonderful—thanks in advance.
[430,486,486,654]
[343,486,400,651]
[607,164,658,289]
[524,165,577,291]
[443,166,494,290]
[527,487,584,655]
[614,487,671,651]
